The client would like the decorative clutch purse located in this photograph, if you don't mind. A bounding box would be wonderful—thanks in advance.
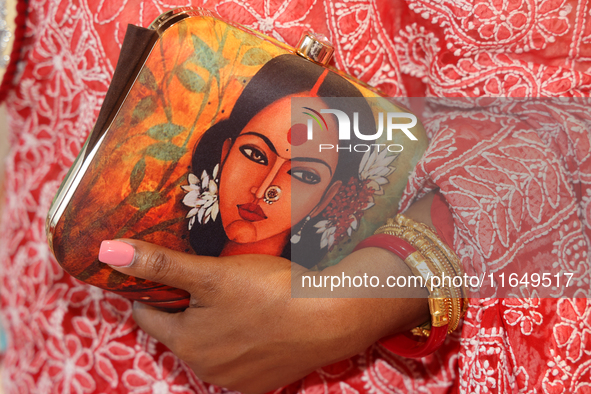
[46,7,428,310]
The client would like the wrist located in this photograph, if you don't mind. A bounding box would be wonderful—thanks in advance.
[303,294,429,359]
[291,247,430,350]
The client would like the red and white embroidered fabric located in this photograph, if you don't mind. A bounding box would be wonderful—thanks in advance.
[1,0,591,392]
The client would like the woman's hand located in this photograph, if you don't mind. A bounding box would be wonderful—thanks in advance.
[100,240,428,393]
[99,194,436,393]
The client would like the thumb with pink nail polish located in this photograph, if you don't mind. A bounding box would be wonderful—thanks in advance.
[98,240,135,267]
[96,239,201,292]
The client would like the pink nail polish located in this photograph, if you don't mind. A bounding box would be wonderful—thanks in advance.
[98,240,135,267]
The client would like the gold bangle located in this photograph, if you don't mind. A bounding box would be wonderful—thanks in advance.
[397,214,467,331]
[374,215,467,334]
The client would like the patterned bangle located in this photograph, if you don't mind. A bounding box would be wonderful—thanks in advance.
[373,215,468,333]
[396,214,469,319]
[353,235,450,358]
[353,214,468,357]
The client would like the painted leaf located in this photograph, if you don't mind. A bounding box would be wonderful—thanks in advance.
[145,142,186,161]
[230,28,263,47]
[131,96,157,125]
[130,159,146,191]
[107,268,131,287]
[164,105,172,123]
[138,67,158,91]
[190,34,228,76]
[241,47,272,66]
[175,66,205,93]
[146,123,185,141]
[127,191,163,210]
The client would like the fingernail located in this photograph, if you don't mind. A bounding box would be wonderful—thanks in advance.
[99,240,135,267]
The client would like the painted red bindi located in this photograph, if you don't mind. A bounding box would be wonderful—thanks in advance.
[288,123,307,146]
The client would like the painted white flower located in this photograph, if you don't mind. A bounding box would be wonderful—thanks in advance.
[314,220,337,249]
[358,148,397,195]
[181,164,219,229]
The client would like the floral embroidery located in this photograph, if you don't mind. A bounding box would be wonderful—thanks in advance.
[122,352,195,394]
[394,23,440,83]
[44,335,96,394]
[3,0,591,392]
[502,297,543,336]
[554,298,591,363]
[215,0,318,44]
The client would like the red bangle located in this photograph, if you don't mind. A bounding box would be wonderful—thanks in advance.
[353,234,416,260]
[353,234,448,358]
[378,325,447,358]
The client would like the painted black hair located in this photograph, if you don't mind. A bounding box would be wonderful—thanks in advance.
[188,54,375,267]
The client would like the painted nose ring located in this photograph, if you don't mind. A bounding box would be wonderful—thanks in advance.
[263,185,282,205]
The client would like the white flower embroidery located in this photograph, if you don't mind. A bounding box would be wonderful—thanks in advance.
[181,164,220,229]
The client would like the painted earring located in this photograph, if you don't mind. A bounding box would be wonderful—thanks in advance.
[263,185,282,205]
[291,215,311,244]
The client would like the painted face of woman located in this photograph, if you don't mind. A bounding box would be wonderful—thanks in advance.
[218,95,340,246]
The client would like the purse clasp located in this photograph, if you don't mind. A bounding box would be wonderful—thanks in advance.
[296,32,334,66]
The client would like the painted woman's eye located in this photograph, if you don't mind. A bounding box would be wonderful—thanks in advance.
[289,169,321,185]
[240,145,268,165]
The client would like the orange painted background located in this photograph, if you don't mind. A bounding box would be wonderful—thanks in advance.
[53,16,291,308]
